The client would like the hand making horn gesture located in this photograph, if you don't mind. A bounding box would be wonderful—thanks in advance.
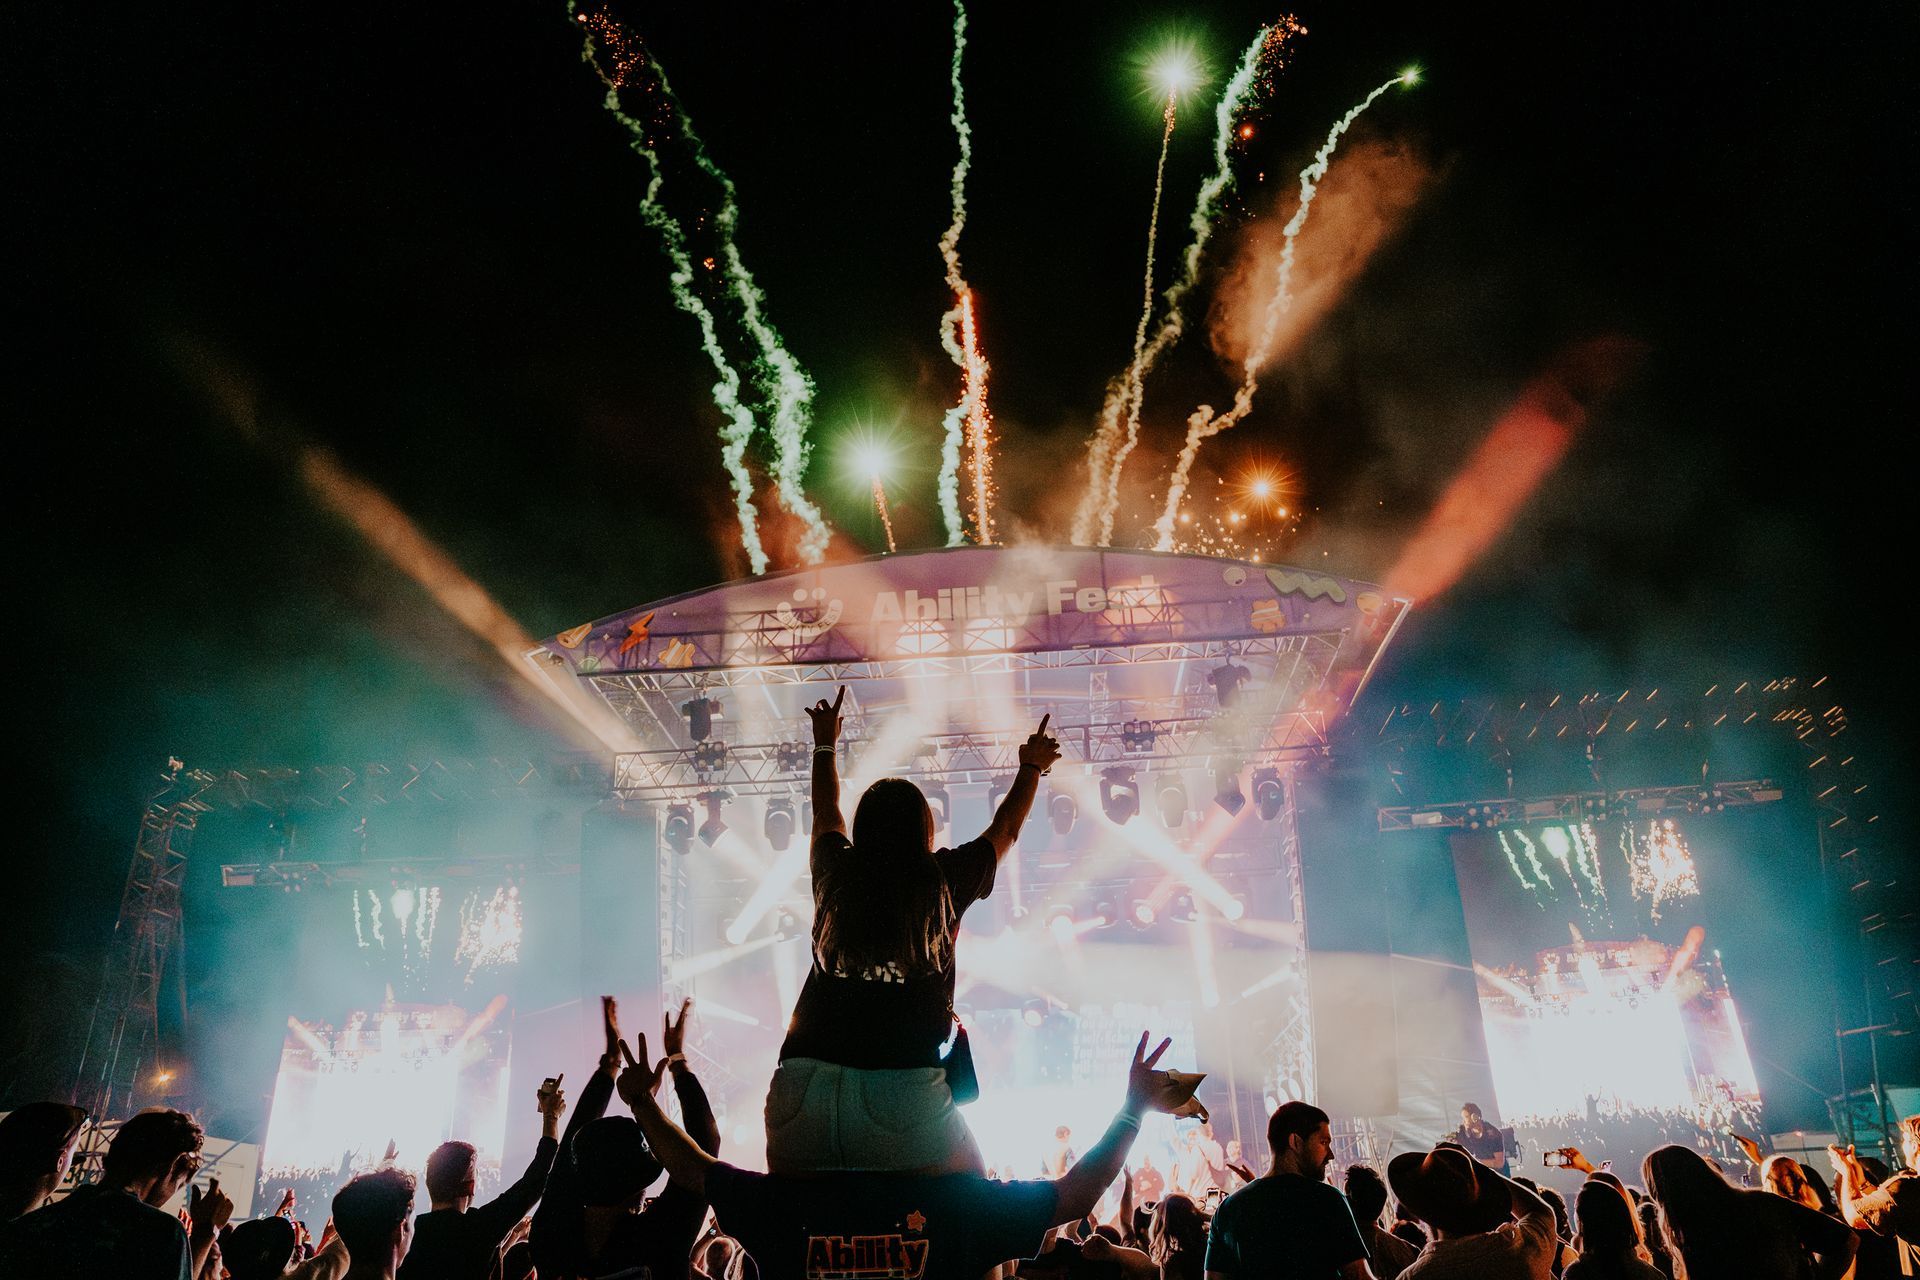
[807,686,847,748]
[1020,713,1062,776]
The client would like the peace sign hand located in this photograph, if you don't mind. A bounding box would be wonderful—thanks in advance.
[662,997,693,1059]
[1124,1030,1207,1119]
[806,686,848,748]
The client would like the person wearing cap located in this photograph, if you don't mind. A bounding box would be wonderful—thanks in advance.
[223,1216,300,1280]
[0,1102,87,1221]
[1389,1140,1557,1279]
[1204,1101,1377,1280]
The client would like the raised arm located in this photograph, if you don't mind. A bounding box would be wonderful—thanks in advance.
[618,1034,720,1198]
[530,998,623,1275]
[466,1075,566,1242]
[982,715,1060,860]
[808,687,847,837]
[1053,1032,1203,1224]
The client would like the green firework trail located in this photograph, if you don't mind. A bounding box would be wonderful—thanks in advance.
[572,4,769,573]
[1153,69,1415,550]
[1074,18,1304,547]
[573,6,832,566]
[936,0,977,546]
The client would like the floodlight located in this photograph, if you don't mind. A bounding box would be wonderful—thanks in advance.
[1253,767,1285,821]
[764,798,796,852]
[1100,767,1139,825]
[663,803,694,855]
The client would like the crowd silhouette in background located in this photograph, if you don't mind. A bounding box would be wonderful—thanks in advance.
[1,708,1915,1278]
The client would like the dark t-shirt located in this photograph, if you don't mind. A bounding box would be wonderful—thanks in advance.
[1205,1174,1369,1279]
[0,1183,192,1280]
[780,834,996,1070]
[399,1135,560,1280]
[1668,1189,1858,1280]
[707,1166,1059,1280]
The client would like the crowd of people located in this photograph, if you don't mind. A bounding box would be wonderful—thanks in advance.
[0,698,1914,1278]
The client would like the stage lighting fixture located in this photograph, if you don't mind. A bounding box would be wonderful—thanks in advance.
[764,797,796,851]
[681,696,723,742]
[923,784,950,833]
[663,803,694,854]
[1120,719,1158,752]
[1169,893,1198,923]
[773,908,801,939]
[1157,778,1189,829]
[1021,998,1048,1028]
[1045,904,1076,943]
[1100,767,1139,825]
[774,742,808,772]
[697,791,729,847]
[1127,899,1155,929]
[1214,766,1246,816]
[1048,791,1078,835]
[692,741,727,772]
[1208,662,1250,709]
[1252,767,1284,821]
[1092,900,1117,929]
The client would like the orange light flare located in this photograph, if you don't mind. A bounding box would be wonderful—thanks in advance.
[1382,336,1644,602]
[870,474,897,553]
[959,290,995,543]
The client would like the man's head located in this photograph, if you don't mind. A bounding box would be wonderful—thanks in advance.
[1225,1139,1242,1159]
[572,1115,662,1208]
[332,1168,417,1270]
[1900,1114,1920,1172]
[1387,1145,1512,1238]
[223,1216,299,1280]
[1344,1164,1390,1227]
[1460,1103,1483,1128]
[0,1102,88,1205]
[424,1141,478,1207]
[101,1108,203,1205]
[1266,1102,1333,1180]
[1055,1126,1072,1142]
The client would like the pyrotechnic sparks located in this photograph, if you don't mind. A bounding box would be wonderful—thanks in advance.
[848,437,899,553]
[455,887,525,984]
[1625,820,1700,921]
[1152,69,1416,550]
[935,0,994,547]
[573,5,834,568]
[1075,18,1304,548]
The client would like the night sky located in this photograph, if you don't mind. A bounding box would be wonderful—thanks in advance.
[5,2,1911,1109]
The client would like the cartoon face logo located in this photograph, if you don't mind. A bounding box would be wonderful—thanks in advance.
[1355,591,1385,616]
[770,587,843,643]
[1222,565,1248,587]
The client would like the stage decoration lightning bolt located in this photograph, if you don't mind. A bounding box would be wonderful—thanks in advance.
[1153,68,1418,550]
[573,7,834,569]
[1075,18,1305,548]
[936,1,995,545]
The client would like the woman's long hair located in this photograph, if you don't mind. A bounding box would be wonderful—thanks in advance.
[1148,1195,1207,1280]
[1573,1180,1643,1265]
[814,778,956,978]
[1642,1144,1743,1274]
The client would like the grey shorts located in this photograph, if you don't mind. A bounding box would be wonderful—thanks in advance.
[764,1056,983,1174]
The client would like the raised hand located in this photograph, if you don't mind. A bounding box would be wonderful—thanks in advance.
[188,1177,233,1238]
[1226,1160,1256,1184]
[601,995,623,1068]
[274,1187,296,1218]
[1019,713,1061,775]
[663,997,693,1059]
[616,1033,669,1109]
[806,686,848,747]
[1124,1030,1207,1119]
[381,1139,399,1167]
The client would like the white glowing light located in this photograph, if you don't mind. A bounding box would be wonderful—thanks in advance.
[1627,819,1700,920]
[455,887,523,983]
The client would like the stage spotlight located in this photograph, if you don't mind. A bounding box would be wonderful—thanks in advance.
[1127,899,1156,929]
[1169,893,1197,923]
[1048,791,1077,835]
[681,696,723,742]
[1252,767,1284,821]
[773,908,801,939]
[764,797,796,852]
[697,791,728,847]
[1093,900,1117,929]
[1121,719,1158,752]
[662,803,694,854]
[923,784,950,833]
[1100,767,1139,825]
[1021,999,1047,1028]
[1045,904,1076,944]
[1208,662,1250,709]
[1157,778,1189,828]
[1214,766,1246,816]
[774,742,808,772]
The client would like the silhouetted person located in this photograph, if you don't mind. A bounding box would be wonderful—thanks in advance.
[335,1168,419,1280]
[1206,1101,1375,1279]
[0,1102,86,1220]
[1642,1144,1854,1280]
[399,1075,565,1280]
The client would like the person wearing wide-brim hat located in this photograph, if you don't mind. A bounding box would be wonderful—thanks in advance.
[1387,1143,1558,1278]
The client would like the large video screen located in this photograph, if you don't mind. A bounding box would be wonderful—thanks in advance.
[260,1002,514,1201]
[1451,817,1760,1152]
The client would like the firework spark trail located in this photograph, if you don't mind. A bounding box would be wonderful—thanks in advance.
[1086,93,1180,548]
[1074,19,1305,547]
[936,0,986,545]
[1152,71,1412,550]
[959,291,995,542]
[573,6,770,572]
[872,475,897,552]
